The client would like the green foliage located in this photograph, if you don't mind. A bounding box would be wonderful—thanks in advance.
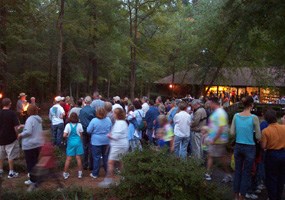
[110,148,224,200]
[1,187,93,200]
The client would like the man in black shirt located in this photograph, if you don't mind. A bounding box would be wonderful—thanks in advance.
[0,98,20,178]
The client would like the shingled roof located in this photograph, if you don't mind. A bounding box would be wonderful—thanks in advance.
[155,67,285,87]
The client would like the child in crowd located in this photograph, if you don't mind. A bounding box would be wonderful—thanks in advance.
[27,134,63,191]
[62,113,84,179]
[156,115,174,152]
[201,126,210,162]
[127,105,142,152]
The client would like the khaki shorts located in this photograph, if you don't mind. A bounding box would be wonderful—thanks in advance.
[0,140,20,160]
[208,144,227,157]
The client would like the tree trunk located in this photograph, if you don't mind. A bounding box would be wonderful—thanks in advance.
[0,3,7,94]
[57,0,64,95]
[91,57,98,92]
[129,0,138,100]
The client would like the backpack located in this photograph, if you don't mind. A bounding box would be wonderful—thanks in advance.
[136,111,146,131]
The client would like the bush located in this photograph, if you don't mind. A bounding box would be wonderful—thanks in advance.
[110,148,224,200]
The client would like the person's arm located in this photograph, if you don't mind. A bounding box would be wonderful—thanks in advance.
[212,126,224,144]
[63,124,69,138]
[261,130,267,149]
[86,120,94,134]
[253,115,261,141]
[230,114,236,136]
[18,119,33,138]
[191,111,201,128]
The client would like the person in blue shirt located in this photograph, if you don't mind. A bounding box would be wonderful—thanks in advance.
[79,96,95,170]
[87,107,112,179]
[145,100,160,144]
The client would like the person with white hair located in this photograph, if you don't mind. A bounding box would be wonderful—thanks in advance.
[49,96,65,146]
[79,96,96,170]
[190,99,207,160]
[112,96,123,111]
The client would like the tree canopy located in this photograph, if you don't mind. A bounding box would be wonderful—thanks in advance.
[0,0,284,101]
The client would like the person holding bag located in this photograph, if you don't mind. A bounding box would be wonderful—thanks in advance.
[230,96,261,200]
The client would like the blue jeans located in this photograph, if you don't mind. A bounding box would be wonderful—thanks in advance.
[51,123,64,146]
[82,132,93,170]
[265,149,285,200]
[174,135,190,159]
[129,138,142,152]
[91,145,109,177]
[233,143,256,196]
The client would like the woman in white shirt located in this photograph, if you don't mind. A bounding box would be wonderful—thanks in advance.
[98,108,129,188]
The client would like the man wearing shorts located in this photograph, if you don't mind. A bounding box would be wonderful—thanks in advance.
[205,97,232,182]
[0,98,20,178]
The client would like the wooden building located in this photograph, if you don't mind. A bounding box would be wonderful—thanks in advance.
[155,67,285,103]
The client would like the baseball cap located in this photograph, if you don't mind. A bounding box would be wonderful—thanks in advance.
[113,96,121,102]
[55,96,64,102]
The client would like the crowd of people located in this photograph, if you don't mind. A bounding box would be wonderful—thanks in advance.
[0,92,284,200]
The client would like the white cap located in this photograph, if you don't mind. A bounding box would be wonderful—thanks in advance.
[113,96,121,102]
[55,96,64,102]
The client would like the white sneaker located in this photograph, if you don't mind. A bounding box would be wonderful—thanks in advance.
[90,173,97,179]
[24,180,34,185]
[205,173,212,181]
[98,178,113,188]
[78,171,82,179]
[222,174,233,183]
[257,184,266,190]
[63,172,70,180]
[8,172,19,179]
[245,193,258,199]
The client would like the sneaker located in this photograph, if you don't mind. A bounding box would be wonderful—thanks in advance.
[27,183,36,192]
[90,173,97,179]
[222,174,233,183]
[205,173,212,181]
[245,193,258,199]
[78,171,82,179]
[27,173,30,178]
[24,180,34,185]
[98,178,113,188]
[255,189,261,194]
[257,184,266,190]
[63,172,70,180]
[8,172,19,179]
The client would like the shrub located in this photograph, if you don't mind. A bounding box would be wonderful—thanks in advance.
[110,148,224,200]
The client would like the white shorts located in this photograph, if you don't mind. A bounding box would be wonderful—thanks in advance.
[0,140,20,160]
[108,146,128,161]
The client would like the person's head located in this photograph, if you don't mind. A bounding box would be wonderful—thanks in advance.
[69,112,79,123]
[2,98,12,108]
[264,109,277,124]
[113,108,125,120]
[54,96,64,104]
[96,107,107,119]
[156,96,162,104]
[178,101,188,111]
[19,93,27,101]
[141,96,148,104]
[156,128,164,140]
[113,96,121,104]
[149,100,155,106]
[158,104,165,114]
[209,97,220,110]
[84,96,92,105]
[123,97,129,105]
[104,102,113,113]
[77,99,83,107]
[128,105,135,113]
[93,91,100,100]
[27,104,39,116]
[157,114,168,127]
[65,96,71,103]
[241,96,254,109]
[201,126,209,135]
[30,97,36,103]
[191,99,202,110]
[133,100,142,110]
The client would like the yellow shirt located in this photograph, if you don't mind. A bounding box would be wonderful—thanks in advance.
[262,123,285,150]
